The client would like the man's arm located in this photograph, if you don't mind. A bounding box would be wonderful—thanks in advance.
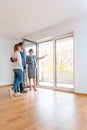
[21,51,26,71]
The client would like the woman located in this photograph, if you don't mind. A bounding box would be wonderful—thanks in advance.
[9,44,23,97]
[26,49,47,91]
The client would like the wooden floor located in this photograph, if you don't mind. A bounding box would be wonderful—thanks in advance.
[0,87,87,130]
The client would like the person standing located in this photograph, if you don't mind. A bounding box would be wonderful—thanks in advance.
[9,44,23,97]
[26,49,47,91]
[18,42,28,93]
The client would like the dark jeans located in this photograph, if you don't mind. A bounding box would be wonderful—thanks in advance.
[19,82,24,92]
[18,73,24,92]
[12,69,23,93]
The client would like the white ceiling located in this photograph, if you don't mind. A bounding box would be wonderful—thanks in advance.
[0,0,87,39]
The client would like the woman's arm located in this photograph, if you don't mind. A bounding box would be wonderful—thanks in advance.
[36,55,47,60]
[26,56,29,64]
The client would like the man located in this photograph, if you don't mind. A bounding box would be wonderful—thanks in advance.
[18,42,28,93]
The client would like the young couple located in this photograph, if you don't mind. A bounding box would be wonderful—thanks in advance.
[9,42,27,97]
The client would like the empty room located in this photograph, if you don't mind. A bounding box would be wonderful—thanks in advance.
[0,0,87,130]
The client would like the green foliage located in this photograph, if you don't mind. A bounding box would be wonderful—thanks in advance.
[56,63,73,72]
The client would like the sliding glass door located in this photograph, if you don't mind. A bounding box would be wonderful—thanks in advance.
[38,36,74,90]
[38,41,53,87]
[56,37,74,88]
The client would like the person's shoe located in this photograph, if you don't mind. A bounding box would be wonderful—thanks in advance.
[21,90,28,93]
[17,92,22,96]
[29,88,31,91]
[8,88,14,98]
[34,88,37,91]
[13,92,22,97]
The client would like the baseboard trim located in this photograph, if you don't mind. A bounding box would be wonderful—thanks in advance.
[75,92,87,95]
[0,84,13,88]
[38,86,74,93]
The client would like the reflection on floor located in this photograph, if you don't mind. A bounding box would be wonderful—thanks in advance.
[39,82,73,88]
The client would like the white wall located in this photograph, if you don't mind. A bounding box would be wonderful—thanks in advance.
[26,16,87,94]
[0,36,14,86]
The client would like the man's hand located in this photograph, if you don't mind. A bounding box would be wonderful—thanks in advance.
[13,58,17,62]
[10,57,17,62]
[23,70,26,73]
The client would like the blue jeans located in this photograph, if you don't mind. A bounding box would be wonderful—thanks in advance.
[12,69,23,93]
[19,73,24,92]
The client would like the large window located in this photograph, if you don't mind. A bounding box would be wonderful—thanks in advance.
[25,35,74,91]
[38,41,53,87]
[38,36,74,90]
[56,37,73,88]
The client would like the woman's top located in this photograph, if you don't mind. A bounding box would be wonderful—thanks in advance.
[13,51,23,71]
[26,55,36,68]
[26,54,45,68]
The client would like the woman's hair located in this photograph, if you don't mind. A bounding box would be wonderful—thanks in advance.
[19,42,24,46]
[14,44,19,52]
[29,49,33,53]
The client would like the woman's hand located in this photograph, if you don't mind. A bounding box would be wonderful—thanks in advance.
[44,54,48,57]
